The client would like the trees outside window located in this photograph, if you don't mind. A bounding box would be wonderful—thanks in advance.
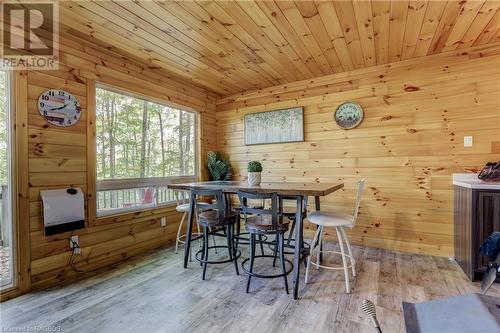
[96,86,197,216]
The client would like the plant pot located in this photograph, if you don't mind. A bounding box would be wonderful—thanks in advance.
[248,172,262,186]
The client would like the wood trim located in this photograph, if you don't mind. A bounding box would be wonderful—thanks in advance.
[86,79,96,227]
[2,71,31,301]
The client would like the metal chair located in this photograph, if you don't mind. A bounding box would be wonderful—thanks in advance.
[238,191,293,294]
[305,180,365,293]
[192,189,240,280]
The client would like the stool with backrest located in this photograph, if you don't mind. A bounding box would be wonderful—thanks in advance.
[304,180,365,293]
[233,196,266,255]
[174,190,216,257]
[192,189,240,280]
[174,190,199,255]
[238,191,293,294]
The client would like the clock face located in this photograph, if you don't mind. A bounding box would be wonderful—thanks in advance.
[334,102,364,129]
[38,89,81,127]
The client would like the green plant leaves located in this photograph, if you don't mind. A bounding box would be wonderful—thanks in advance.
[207,151,232,181]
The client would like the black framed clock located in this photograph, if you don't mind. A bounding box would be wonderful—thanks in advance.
[334,102,364,129]
[38,89,82,127]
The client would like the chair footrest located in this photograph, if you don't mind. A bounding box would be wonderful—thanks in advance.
[241,255,293,278]
[177,232,203,244]
[195,246,241,265]
[309,250,355,270]
[235,232,268,245]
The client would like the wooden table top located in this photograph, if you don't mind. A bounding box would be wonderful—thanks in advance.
[167,181,344,197]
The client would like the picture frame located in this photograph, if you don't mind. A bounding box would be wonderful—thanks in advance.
[244,107,304,145]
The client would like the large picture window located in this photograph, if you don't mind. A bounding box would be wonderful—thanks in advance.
[96,85,197,216]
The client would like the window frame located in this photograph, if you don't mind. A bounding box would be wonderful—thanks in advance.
[94,83,199,218]
[0,70,15,291]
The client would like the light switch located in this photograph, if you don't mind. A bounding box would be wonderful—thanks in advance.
[464,136,473,147]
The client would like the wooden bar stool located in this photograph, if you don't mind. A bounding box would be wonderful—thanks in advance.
[304,180,365,293]
[191,189,240,280]
[238,191,293,294]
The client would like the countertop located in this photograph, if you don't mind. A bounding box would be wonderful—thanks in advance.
[453,173,500,190]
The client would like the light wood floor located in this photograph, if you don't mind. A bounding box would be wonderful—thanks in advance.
[2,241,499,333]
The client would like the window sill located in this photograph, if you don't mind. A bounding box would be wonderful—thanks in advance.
[92,202,179,227]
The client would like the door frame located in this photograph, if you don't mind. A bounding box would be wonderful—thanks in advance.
[1,70,31,301]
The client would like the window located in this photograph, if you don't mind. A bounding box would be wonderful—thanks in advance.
[96,85,197,216]
[0,71,14,290]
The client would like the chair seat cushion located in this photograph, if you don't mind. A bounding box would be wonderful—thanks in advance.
[175,203,190,213]
[245,215,290,234]
[306,211,353,227]
[176,202,211,213]
[198,209,238,227]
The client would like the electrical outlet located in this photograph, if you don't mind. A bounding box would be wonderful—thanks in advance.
[74,247,81,254]
[161,217,167,227]
[464,136,473,147]
[70,235,79,248]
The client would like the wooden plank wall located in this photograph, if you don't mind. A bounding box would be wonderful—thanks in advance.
[216,43,500,257]
[25,32,218,290]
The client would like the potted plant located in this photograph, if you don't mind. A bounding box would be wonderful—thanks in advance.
[247,161,263,186]
[207,151,232,181]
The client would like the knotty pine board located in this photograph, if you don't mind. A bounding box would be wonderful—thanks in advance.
[24,31,217,290]
[215,43,500,257]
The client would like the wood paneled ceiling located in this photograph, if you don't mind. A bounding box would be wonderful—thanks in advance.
[60,1,500,96]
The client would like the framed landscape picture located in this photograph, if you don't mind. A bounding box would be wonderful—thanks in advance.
[244,107,304,145]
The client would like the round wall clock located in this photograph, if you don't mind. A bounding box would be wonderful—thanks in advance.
[334,102,364,129]
[38,89,81,127]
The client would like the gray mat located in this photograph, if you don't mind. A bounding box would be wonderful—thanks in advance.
[403,293,500,333]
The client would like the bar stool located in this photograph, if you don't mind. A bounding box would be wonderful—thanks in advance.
[175,190,217,258]
[233,197,266,255]
[304,180,365,293]
[238,191,293,294]
[192,189,240,280]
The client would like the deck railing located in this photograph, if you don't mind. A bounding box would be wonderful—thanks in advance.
[96,176,195,216]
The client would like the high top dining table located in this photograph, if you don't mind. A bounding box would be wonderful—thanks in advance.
[167,181,344,299]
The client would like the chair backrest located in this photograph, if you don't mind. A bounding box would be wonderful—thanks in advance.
[143,188,155,204]
[174,190,189,207]
[190,189,226,218]
[350,179,365,228]
[237,191,280,229]
[279,195,308,215]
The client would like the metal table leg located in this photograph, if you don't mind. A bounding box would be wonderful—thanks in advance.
[315,196,323,262]
[293,195,304,299]
[183,193,195,269]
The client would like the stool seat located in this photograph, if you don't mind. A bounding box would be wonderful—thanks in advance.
[198,209,238,227]
[307,211,353,227]
[176,202,211,213]
[245,215,290,233]
[175,203,190,213]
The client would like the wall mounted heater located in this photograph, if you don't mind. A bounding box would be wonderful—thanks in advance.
[40,188,85,236]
